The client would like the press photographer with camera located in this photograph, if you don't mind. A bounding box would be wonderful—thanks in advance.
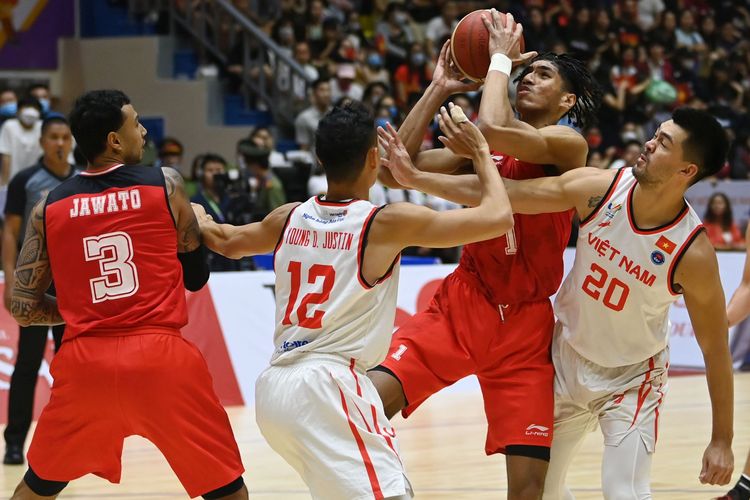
[237,139,286,222]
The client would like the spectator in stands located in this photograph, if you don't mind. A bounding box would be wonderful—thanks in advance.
[0,89,17,125]
[650,9,677,53]
[190,153,238,271]
[393,42,433,108]
[563,7,594,60]
[703,192,745,250]
[376,2,418,72]
[637,0,665,31]
[330,63,364,102]
[374,94,400,128]
[238,140,286,221]
[362,81,390,111]
[609,139,643,169]
[306,0,328,57]
[27,83,52,118]
[615,0,644,49]
[157,137,185,171]
[423,1,457,56]
[0,97,43,188]
[249,126,288,168]
[361,50,390,85]
[523,7,557,55]
[2,116,75,465]
[295,78,331,153]
[293,40,319,81]
[675,10,706,53]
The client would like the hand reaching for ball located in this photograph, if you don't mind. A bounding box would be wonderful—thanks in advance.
[481,9,537,67]
[377,123,420,189]
[436,102,490,160]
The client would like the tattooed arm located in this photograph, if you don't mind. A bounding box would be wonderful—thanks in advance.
[162,167,201,252]
[502,167,615,218]
[162,167,209,291]
[11,196,64,326]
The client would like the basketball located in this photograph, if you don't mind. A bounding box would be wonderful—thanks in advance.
[450,10,526,82]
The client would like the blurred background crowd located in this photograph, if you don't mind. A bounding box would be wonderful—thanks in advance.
[2,0,750,269]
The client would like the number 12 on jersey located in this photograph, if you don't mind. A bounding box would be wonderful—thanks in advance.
[282,261,336,329]
[581,262,630,311]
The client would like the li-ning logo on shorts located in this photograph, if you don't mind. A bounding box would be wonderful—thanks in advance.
[525,424,549,437]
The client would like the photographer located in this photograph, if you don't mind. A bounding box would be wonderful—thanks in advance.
[237,140,286,222]
[190,153,239,271]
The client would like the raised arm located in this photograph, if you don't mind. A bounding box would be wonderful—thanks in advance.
[371,104,512,258]
[194,202,298,259]
[675,233,734,486]
[727,224,750,327]
[163,167,208,291]
[477,10,587,171]
[10,197,63,326]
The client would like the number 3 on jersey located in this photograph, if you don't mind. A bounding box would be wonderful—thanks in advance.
[282,261,336,329]
[84,231,140,303]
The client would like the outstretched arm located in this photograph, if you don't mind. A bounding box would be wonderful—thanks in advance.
[727,224,750,326]
[194,202,298,259]
[676,233,734,486]
[11,197,63,326]
[477,10,587,171]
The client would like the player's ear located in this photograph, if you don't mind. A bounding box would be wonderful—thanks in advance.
[679,162,699,183]
[366,146,379,170]
[107,131,122,155]
[561,92,576,115]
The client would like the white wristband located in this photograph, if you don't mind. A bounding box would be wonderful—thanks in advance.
[488,53,512,77]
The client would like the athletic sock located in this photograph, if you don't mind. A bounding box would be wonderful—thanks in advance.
[730,474,750,500]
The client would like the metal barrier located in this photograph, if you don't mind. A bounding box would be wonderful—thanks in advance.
[127,0,312,128]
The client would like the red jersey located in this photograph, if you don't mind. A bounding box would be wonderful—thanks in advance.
[458,153,573,305]
[44,164,188,340]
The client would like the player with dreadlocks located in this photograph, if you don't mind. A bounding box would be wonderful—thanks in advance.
[369,11,601,498]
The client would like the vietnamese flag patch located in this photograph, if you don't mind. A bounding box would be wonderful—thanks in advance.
[655,235,676,255]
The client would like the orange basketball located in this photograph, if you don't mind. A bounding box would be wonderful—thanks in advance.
[450,10,526,82]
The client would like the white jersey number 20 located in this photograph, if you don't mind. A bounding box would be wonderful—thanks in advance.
[84,231,140,303]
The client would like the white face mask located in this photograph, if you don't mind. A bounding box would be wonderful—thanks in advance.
[18,107,40,127]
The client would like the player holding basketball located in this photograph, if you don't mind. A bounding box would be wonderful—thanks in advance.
[388,107,735,497]
[193,100,514,500]
[8,90,247,500]
[370,10,601,498]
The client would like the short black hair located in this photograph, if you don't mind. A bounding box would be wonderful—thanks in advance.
[515,53,602,129]
[311,77,330,91]
[27,83,49,94]
[69,90,131,163]
[672,107,729,183]
[315,101,375,183]
[41,116,69,136]
[199,153,227,170]
[17,97,42,113]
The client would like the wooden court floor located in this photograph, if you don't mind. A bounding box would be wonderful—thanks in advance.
[1,373,748,499]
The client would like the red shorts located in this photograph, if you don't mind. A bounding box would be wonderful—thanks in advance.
[380,269,555,454]
[27,331,244,498]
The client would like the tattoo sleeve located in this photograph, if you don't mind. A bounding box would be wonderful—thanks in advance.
[11,198,64,326]
[162,167,201,253]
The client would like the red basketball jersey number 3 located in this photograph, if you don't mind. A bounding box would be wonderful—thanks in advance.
[83,231,140,303]
[282,261,336,329]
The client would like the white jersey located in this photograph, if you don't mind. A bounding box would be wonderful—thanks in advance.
[555,168,703,367]
[271,196,400,369]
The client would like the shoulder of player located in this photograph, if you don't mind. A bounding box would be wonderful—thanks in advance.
[539,125,588,170]
[161,166,186,196]
[673,230,718,289]
[263,202,301,231]
[8,164,42,192]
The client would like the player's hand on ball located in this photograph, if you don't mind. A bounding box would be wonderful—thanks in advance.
[191,202,213,224]
[481,9,537,67]
[699,441,734,485]
[377,123,419,188]
[433,41,482,94]
[437,102,489,159]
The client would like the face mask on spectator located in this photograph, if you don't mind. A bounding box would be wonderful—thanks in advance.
[411,53,426,66]
[367,54,383,69]
[18,107,40,127]
[375,117,391,129]
[0,101,16,117]
[38,98,51,114]
[389,105,398,119]
[279,26,294,40]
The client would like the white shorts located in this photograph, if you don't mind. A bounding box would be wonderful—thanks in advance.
[552,323,669,453]
[255,355,412,500]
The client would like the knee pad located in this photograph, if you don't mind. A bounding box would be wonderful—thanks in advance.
[24,467,68,497]
[202,476,244,499]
